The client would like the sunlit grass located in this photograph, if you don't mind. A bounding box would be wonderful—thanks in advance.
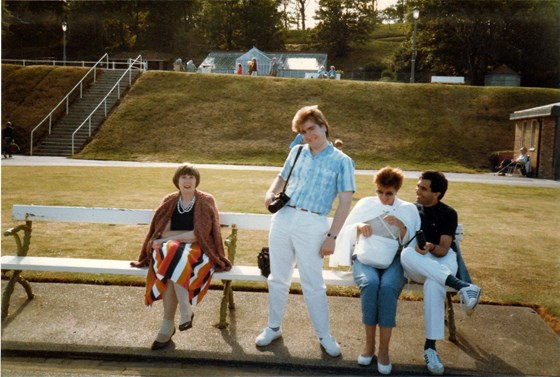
[2,166,559,329]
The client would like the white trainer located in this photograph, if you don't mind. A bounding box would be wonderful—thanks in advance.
[319,335,341,357]
[255,327,282,347]
[424,348,444,375]
[459,284,482,313]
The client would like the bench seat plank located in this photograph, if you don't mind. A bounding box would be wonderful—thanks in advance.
[0,256,356,286]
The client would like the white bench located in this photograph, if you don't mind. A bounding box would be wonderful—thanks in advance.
[1,205,464,339]
[430,76,465,84]
[304,72,341,80]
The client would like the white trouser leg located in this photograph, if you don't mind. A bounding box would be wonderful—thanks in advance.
[267,207,330,338]
[292,212,330,338]
[267,208,297,329]
[401,247,458,340]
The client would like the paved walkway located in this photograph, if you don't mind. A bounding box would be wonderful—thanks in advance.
[2,282,560,376]
[2,156,560,376]
[2,156,560,188]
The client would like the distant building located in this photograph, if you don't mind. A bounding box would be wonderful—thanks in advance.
[198,46,328,78]
[485,65,521,87]
[509,103,560,180]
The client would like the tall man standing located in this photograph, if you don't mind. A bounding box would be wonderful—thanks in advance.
[401,171,481,375]
[255,105,356,357]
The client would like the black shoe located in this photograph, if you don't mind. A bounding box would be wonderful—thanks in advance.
[151,328,175,350]
[179,313,194,331]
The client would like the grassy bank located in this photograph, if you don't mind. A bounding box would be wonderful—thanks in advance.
[2,165,559,333]
[77,71,559,171]
[3,64,559,172]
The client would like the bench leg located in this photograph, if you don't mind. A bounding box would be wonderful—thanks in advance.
[446,292,457,342]
[2,270,34,320]
[216,280,233,329]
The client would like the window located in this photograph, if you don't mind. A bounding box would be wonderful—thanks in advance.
[530,120,537,149]
[520,121,527,147]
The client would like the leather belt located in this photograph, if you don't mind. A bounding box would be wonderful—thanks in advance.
[287,205,321,215]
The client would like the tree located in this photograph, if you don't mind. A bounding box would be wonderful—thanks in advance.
[293,0,310,30]
[314,0,377,57]
[393,0,559,87]
[200,0,283,51]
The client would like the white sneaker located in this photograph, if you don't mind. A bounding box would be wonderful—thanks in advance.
[424,348,444,375]
[319,335,341,357]
[255,327,282,346]
[459,284,482,314]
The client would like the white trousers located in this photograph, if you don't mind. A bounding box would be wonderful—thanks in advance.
[267,206,331,338]
[400,247,458,340]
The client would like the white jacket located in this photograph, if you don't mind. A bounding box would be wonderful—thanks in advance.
[330,196,421,267]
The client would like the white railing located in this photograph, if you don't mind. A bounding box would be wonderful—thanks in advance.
[2,58,141,70]
[29,54,110,155]
[71,55,144,154]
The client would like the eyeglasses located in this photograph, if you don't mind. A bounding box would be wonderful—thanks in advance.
[376,190,395,197]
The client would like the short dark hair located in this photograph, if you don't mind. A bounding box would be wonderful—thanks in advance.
[420,170,448,200]
[172,163,200,189]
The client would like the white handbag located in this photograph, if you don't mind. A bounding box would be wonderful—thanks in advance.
[354,216,401,269]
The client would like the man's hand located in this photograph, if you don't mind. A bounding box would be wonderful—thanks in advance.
[320,237,336,257]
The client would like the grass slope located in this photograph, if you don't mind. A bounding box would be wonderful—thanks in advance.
[78,71,559,171]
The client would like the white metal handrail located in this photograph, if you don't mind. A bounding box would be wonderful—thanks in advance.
[29,54,110,155]
[2,58,144,70]
[71,55,144,154]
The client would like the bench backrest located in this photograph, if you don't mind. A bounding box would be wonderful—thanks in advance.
[12,204,272,231]
[12,204,462,240]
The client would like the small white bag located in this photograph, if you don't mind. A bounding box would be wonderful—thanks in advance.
[354,216,401,269]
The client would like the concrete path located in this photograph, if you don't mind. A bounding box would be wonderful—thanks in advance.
[2,156,560,188]
[2,282,560,376]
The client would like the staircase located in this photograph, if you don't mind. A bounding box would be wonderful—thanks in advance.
[33,69,141,156]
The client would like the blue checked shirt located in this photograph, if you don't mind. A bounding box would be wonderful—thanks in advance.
[280,143,356,216]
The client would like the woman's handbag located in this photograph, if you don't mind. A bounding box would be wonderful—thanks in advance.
[354,217,401,269]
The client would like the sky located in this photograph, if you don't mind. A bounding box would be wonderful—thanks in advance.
[305,0,398,28]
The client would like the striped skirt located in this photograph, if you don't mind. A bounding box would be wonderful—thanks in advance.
[145,241,214,307]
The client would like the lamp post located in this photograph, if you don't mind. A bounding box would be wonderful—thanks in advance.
[410,7,419,83]
[62,21,67,66]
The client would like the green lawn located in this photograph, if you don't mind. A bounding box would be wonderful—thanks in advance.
[2,166,559,333]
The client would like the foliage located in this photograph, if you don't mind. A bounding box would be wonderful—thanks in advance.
[392,0,560,87]
[314,0,377,57]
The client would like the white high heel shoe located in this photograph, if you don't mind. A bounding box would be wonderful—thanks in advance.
[357,354,374,366]
[377,361,392,375]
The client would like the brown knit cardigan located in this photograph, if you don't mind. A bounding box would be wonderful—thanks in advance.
[135,190,232,272]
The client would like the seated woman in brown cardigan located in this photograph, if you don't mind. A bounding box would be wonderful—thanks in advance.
[131,163,232,350]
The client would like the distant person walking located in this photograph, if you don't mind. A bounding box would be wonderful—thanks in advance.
[269,57,279,77]
[236,63,243,75]
[250,57,258,76]
[2,121,15,158]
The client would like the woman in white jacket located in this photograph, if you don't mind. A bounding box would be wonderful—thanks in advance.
[331,167,420,375]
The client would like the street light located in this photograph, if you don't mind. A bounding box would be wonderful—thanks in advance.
[410,7,420,83]
[62,21,67,66]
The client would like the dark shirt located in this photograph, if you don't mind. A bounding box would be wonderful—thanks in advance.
[170,206,195,231]
[416,202,458,244]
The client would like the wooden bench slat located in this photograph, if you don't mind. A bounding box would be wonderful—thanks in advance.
[12,205,273,230]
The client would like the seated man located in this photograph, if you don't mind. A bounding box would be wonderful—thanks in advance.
[401,171,481,376]
[497,147,530,176]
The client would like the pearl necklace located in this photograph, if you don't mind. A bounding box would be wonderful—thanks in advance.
[177,195,196,214]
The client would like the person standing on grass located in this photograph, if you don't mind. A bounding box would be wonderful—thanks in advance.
[255,105,356,358]
[131,163,232,351]
[400,171,482,375]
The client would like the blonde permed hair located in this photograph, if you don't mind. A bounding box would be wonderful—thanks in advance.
[291,105,330,137]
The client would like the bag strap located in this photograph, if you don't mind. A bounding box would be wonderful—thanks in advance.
[281,145,304,193]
